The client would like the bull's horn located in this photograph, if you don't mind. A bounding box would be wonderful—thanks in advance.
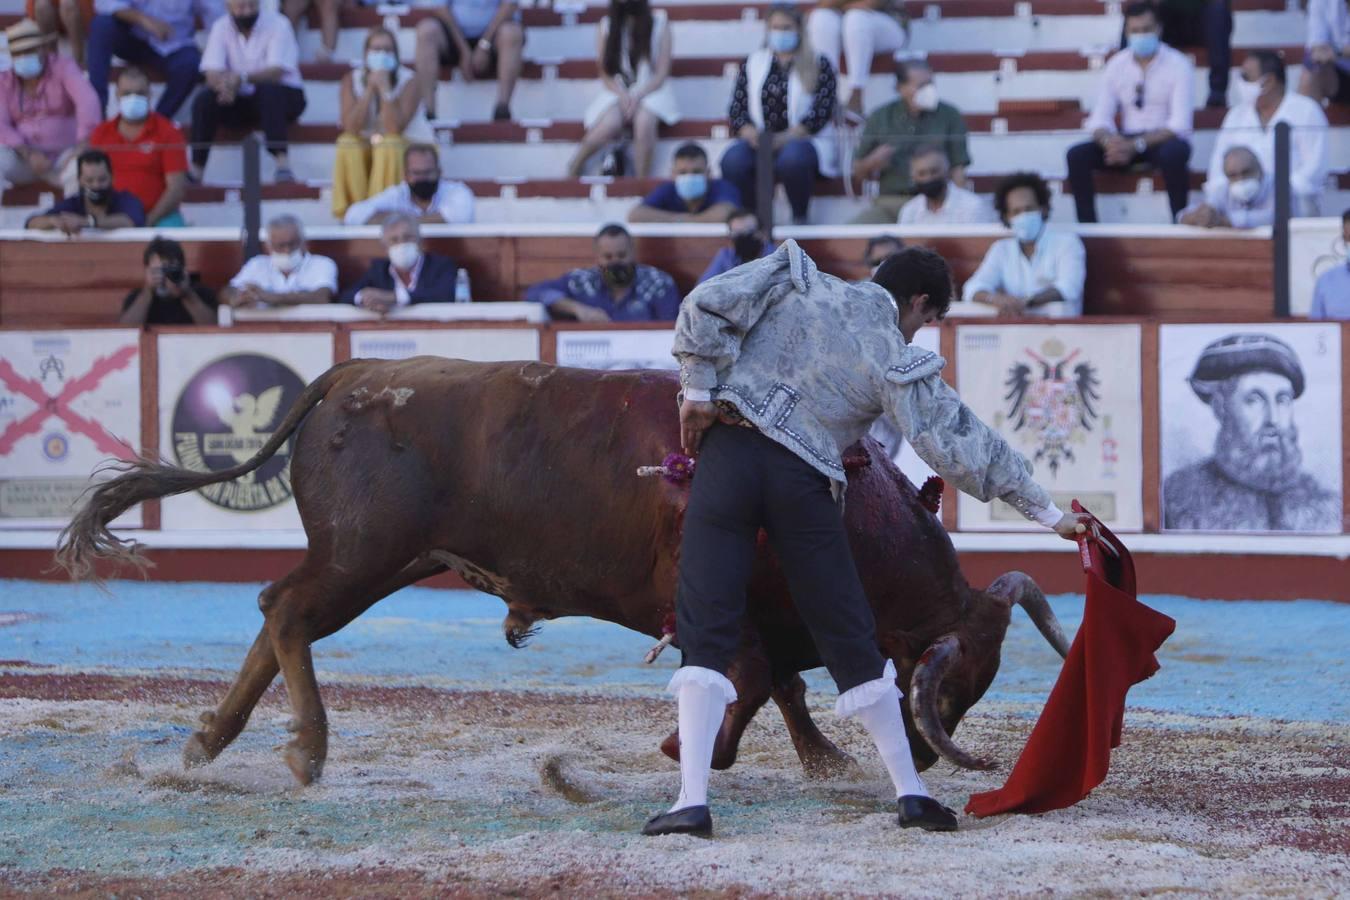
[909,634,995,771]
[991,571,1071,659]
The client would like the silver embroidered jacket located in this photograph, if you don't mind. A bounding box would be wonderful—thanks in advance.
[672,240,1057,524]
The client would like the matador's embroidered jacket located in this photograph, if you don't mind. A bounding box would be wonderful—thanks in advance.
[672,239,1059,525]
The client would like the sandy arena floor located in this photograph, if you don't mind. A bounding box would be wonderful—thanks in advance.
[0,581,1347,898]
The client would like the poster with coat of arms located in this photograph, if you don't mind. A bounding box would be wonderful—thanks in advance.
[158,332,334,532]
[0,329,142,528]
[954,324,1144,532]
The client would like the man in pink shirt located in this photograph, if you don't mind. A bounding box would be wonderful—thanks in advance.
[0,19,100,194]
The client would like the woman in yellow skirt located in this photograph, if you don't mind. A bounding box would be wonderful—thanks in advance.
[332,27,433,220]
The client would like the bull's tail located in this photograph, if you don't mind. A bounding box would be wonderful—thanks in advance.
[55,360,360,583]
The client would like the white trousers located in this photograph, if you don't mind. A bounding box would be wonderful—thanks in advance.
[807,7,910,92]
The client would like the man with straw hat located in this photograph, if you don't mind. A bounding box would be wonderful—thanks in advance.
[0,18,100,193]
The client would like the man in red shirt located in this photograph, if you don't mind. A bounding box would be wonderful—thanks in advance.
[88,66,187,226]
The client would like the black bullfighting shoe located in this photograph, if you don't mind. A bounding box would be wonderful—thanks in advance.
[897,795,959,832]
[642,805,713,838]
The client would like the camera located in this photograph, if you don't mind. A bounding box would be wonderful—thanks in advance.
[162,265,186,285]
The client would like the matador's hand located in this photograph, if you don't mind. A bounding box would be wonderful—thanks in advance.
[679,398,718,455]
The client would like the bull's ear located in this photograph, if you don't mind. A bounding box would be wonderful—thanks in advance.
[884,347,946,386]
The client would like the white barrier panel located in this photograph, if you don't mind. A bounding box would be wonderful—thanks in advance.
[1159,323,1343,534]
[350,328,542,362]
[0,329,142,528]
[955,323,1145,532]
[158,332,336,531]
[556,329,679,370]
[1289,217,1346,318]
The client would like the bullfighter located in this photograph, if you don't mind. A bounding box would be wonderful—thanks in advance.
[645,240,1091,837]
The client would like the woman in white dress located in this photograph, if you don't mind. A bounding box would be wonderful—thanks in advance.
[331,27,434,220]
[567,0,680,177]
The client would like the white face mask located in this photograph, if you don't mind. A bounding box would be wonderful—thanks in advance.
[387,241,420,270]
[271,250,303,273]
[365,49,397,72]
[1229,177,1261,203]
[1234,76,1263,105]
[118,93,150,121]
[912,83,939,112]
[12,54,42,79]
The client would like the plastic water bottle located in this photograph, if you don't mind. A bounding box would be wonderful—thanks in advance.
[454,268,471,303]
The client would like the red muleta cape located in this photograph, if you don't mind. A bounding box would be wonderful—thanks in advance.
[965,502,1177,817]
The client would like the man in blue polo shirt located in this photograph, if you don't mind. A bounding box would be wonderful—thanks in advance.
[25,149,146,234]
[628,142,741,224]
[1310,209,1350,320]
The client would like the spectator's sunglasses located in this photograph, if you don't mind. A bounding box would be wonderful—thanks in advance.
[1134,81,1145,109]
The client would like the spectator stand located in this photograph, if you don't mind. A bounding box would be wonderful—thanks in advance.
[0,0,1345,228]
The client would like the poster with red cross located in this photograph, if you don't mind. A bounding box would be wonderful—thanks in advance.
[0,329,142,528]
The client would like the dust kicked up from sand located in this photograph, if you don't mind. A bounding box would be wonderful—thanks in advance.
[1,673,1347,899]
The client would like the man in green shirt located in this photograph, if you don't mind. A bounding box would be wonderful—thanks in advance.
[850,59,971,224]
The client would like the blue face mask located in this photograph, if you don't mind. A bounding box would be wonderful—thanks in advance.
[118,93,149,121]
[12,54,43,79]
[1127,31,1160,58]
[365,49,397,72]
[767,29,799,53]
[674,173,707,201]
[1010,210,1044,243]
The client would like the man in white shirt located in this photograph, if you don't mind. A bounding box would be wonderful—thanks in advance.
[896,145,995,226]
[342,143,475,226]
[1208,50,1327,217]
[1179,146,1273,229]
[189,0,306,184]
[1065,1,1193,223]
[961,172,1086,318]
[220,214,337,308]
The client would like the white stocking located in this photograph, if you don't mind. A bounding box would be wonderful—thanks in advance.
[837,660,929,799]
[666,666,736,813]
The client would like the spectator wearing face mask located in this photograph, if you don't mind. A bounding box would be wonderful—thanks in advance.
[1207,50,1327,218]
[26,148,145,233]
[1310,210,1350,320]
[526,223,680,322]
[629,142,741,223]
[219,214,337,308]
[341,214,460,313]
[1298,0,1350,107]
[191,0,306,184]
[961,173,1085,318]
[86,0,216,120]
[89,68,188,227]
[342,143,475,225]
[332,28,433,221]
[862,235,904,278]
[697,207,775,284]
[1178,147,1273,229]
[897,145,995,226]
[568,0,678,178]
[851,59,969,225]
[0,20,100,195]
[120,237,217,325]
[807,0,909,117]
[1066,2,1193,223]
[721,4,839,226]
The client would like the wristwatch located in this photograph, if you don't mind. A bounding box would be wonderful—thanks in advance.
[1133,136,1147,154]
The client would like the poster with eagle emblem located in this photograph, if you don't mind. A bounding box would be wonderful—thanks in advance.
[954,323,1144,532]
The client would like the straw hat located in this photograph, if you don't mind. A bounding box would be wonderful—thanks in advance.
[4,19,56,56]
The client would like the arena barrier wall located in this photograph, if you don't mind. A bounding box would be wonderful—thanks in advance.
[2,319,1347,601]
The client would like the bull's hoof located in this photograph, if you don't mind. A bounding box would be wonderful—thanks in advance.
[801,744,859,780]
[283,738,326,786]
[660,730,680,763]
[182,731,216,769]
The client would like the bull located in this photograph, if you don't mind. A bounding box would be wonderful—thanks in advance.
[57,358,1070,786]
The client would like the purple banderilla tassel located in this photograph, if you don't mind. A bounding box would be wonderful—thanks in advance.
[635,452,696,485]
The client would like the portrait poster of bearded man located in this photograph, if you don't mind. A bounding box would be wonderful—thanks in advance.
[1159,328,1342,534]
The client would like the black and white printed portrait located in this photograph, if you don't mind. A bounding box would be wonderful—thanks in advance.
[1160,328,1343,534]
